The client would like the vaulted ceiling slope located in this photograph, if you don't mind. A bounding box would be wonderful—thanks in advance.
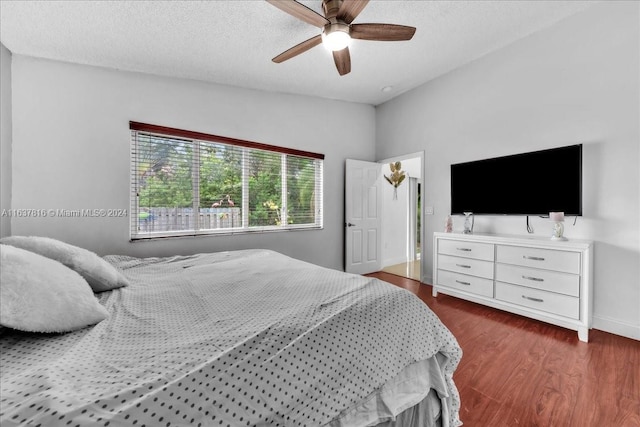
[0,1,597,105]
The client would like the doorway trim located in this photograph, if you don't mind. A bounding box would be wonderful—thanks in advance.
[378,151,425,282]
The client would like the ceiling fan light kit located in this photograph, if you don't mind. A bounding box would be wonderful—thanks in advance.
[322,22,351,51]
[267,0,416,75]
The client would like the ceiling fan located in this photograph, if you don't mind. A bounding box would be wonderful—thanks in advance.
[266,0,416,76]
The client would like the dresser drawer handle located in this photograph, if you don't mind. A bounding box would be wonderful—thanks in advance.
[523,255,545,261]
[455,280,471,286]
[522,275,544,282]
[455,264,472,269]
[522,295,544,303]
[456,247,472,252]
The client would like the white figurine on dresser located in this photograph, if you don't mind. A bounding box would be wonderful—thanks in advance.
[432,232,593,342]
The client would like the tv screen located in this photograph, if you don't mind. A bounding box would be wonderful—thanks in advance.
[451,144,582,216]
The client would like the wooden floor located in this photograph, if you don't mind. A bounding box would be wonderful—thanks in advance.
[366,272,640,427]
[381,260,421,281]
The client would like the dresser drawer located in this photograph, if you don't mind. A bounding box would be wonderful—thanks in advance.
[495,282,579,319]
[437,254,494,279]
[438,239,494,261]
[437,269,494,298]
[495,263,580,297]
[496,245,581,274]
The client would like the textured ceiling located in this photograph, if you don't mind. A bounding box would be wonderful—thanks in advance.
[0,0,597,105]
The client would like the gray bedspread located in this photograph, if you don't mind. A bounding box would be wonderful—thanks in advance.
[0,249,461,426]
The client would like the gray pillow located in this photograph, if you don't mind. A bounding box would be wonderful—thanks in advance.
[0,236,129,292]
[0,244,109,333]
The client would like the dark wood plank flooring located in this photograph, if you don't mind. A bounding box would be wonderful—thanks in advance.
[366,271,640,427]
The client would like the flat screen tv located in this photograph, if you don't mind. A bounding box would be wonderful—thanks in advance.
[451,144,582,216]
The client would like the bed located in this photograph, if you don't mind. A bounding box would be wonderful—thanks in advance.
[0,239,462,427]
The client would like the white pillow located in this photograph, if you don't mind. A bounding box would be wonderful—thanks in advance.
[0,244,109,333]
[0,236,129,292]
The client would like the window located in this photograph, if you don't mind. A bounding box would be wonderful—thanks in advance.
[130,122,323,240]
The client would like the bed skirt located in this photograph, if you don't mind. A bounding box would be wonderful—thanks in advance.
[376,388,442,427]
[330,353,452,427]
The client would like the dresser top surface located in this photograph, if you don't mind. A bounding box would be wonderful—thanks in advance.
[434,232,593,250]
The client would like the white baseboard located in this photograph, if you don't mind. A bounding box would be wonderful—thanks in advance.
[592,315,640,341]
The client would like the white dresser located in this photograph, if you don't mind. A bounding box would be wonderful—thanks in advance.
[432,232,593,342]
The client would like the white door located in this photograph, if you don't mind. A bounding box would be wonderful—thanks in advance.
[345,159,382,274]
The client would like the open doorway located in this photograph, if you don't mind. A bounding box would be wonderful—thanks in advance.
[379,153,423,282]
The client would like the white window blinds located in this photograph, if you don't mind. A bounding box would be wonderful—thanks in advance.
[130,122,323,240]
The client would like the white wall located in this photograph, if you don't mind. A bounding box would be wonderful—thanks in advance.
[375,1,640,339]
[0,43,11,237]
[9,56,376,270]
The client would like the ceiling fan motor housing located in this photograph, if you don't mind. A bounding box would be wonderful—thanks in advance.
[322,0,343,19]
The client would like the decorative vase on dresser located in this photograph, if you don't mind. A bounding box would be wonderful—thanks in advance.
[432,232,593,342]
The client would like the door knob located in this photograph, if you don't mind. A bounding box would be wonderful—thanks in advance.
[346,222,355,227]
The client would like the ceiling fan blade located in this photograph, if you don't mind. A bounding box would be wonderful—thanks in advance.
[272,34,323,63]
[266,0,329,28]
[350,23,416,41]
[337,0,370,24]
[333,47,351,76]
